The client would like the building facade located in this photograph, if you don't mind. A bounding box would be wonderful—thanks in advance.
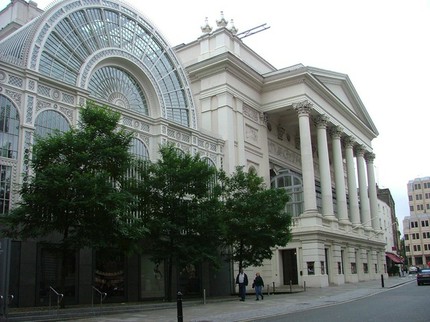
[1,0,389,307]
[403,177,430,267]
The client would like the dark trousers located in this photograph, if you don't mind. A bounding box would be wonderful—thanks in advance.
[238,283,246,300]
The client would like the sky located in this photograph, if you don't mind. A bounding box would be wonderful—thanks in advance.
[1,0,429,233]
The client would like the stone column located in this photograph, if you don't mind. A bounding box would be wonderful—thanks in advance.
[344,137,360,225]
[356,146,372,228]
[293,100,317,213]
[366,152,379,230]
[315,115,335,218]
[330,126,348,222]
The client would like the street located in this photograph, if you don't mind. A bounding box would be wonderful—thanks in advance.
[255,282,429,322]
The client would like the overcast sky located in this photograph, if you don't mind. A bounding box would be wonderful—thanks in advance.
[2,0,429,233]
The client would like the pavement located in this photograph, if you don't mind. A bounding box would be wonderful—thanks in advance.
[4,275,415,322]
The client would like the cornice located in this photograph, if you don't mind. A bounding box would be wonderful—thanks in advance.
[185,51,264,93]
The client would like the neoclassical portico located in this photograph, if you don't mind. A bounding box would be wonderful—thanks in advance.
[291,100,380,232]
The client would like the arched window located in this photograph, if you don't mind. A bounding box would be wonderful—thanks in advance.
[129,138,149,160]
[34,110,70,139]
[271,170,303,217]
[89,66,148,115]
[0,95,20,159]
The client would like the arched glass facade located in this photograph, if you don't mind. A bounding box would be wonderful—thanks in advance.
[34,110,71,139]
[38,5,190,126]
[89,66,148,115]
[271,170,303,217]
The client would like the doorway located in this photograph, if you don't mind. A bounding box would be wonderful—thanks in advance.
[282,249,298,285]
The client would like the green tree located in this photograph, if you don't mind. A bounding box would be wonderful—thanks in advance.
[1,102,145,304]
[134,144,223,301]
[219,166,292,270]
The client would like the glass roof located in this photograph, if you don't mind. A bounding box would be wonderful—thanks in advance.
[38,6,189,126]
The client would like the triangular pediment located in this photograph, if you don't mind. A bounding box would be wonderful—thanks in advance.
[309,67,378,136]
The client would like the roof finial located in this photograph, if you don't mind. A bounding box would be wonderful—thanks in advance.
[201,17,213,34]
[216,11,228,28]
[229,19,238,35]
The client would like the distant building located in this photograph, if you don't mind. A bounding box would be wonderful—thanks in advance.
[403,177,430,267]
[407,176,430,215]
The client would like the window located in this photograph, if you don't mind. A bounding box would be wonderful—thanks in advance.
[405,234,409,240]
[271,170,303,217]
[351,262,357,274]
[409,195,413,201]
[0,165,12,214]
[34,110,70,139]
[129,138,149,160]
[0,95,20,159]
[307,262,315,275]
[88,66,148,115]
[410,206,414,211]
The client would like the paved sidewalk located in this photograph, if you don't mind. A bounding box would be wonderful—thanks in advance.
[69,275,414,322]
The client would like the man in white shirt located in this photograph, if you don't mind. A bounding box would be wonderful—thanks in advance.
[235,268,248,301]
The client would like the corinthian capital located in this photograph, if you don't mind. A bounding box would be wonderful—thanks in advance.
[343,136,356,149]
[329,126,344,139]
[354,145,366,157]
[365,152,376,162]
[313,114,329,128]
[293,100,313,116]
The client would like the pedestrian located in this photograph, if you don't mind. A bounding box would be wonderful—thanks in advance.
[253,272,264,300]
[235,268,248,301]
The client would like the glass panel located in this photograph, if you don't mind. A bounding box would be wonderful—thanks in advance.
[0,95,20,159]
[94,249,125,299]
[34,110,70,140]
[129,138,149,160]
[140,255,165,299]
[88,66,148,115]
[0,165,12,214]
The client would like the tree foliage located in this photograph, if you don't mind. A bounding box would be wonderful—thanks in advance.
[133,144,223,300]
[1,102,145,250]
[218,166,292,270]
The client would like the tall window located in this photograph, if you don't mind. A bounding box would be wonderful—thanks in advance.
[0,95,19,159]
[0,95,19,215]
[271,170,303,217]
[34,110,70,139]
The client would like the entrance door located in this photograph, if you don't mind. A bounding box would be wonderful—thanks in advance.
[282,249,298,285]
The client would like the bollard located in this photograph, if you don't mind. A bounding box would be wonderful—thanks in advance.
[304,281,306,292]
[381,274,384,288]
[177,291,183,322]
[272,282,276,295]
[289,280,292,293]
[203,289,206,305]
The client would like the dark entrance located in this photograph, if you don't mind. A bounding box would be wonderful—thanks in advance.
[282,249,298,285]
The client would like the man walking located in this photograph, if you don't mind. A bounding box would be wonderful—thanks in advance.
[235,268,248,301]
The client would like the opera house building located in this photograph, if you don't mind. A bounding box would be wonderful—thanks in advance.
[0,0,387,307]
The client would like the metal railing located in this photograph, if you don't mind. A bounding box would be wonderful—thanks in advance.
[49,286,64,313]
[92,286,107,313]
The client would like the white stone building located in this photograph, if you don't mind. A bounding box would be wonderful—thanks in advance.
[0,0,388,306]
